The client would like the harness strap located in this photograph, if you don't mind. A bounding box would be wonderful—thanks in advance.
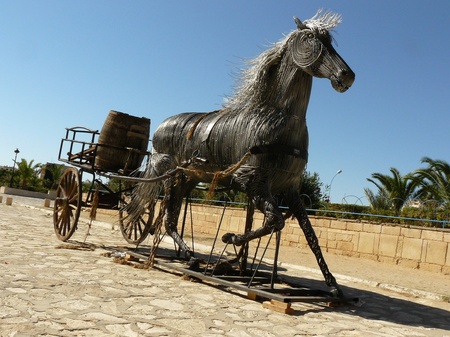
[249,144,308,162]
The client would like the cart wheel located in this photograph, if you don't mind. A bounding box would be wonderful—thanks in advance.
[119,198,154,244]
[53,167,82,241]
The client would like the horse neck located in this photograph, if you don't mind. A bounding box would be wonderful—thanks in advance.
[263,58,313,119]
[225,50,313,120]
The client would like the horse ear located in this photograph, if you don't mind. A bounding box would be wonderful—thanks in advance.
[294,16,306,30]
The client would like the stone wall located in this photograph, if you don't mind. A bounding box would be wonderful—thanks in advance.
[0,186,56,200]
[180,203,450,275]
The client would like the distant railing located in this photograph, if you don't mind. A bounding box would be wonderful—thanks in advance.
[312,208,450,229]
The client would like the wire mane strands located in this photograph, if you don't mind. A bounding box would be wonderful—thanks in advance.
[304,9,342,31]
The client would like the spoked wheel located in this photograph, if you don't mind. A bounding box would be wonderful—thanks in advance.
[53,167,82,241]
[119,197,155,244]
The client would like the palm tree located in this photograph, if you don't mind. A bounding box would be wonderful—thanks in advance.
[16,159,42,190]
[364,187,390,210]
[365,167,418,213]
[413,157,450,205]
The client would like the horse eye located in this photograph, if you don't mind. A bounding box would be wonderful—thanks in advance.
[307,33,315,39]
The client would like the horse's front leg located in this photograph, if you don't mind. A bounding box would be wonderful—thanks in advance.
[222,193,284,246]
[286,193,343,298]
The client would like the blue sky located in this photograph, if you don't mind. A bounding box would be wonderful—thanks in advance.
[1,1,449,204]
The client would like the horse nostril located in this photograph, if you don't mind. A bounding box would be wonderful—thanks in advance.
[338,69,355,85]
[339,69,353,78]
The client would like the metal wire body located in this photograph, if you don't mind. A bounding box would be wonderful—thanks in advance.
[130,11,355,296]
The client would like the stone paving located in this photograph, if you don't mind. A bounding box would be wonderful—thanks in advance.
[1,194,449,336]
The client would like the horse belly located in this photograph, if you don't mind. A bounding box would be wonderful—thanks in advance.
[231,154,306,194]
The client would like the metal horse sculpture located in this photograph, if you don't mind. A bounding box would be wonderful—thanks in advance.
[131,10,354,296]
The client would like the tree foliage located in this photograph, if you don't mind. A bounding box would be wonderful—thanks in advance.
[299,171,325,208]
[42,164,65,190]
[413,157,450,205]
[365,167,418,213]
[364,157,450,227]
[16,159,42,191]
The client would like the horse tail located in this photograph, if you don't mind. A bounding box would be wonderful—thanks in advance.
[127,152,179,224]
[126,156,163,226]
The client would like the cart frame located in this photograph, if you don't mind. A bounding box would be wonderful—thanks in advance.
[53,126,153,244]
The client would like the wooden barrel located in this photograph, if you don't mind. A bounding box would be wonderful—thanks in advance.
[95,110,150,172]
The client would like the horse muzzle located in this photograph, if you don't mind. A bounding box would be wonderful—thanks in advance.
[331,68,355,93]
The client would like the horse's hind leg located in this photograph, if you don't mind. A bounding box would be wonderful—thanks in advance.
[163,173,196,260]
[149,153,195,260]
[286,193,343,297]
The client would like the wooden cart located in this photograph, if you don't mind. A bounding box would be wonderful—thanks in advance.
[53,111,153,244]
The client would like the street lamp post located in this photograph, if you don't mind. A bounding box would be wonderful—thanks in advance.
[9,148,20,188]
[328,169,342,203]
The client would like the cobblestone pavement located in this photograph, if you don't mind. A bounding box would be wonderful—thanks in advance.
[1,195,449,337]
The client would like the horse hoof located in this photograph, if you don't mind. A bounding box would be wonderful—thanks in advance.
[187,257,200,271]
[221,232,235,244]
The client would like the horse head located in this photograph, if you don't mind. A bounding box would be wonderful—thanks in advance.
[291,10,355,93]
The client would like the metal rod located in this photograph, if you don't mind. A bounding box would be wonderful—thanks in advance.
[248,228,275,288]
[204,201,228,274]
[209,243,229,276]
[178,196,190,258]
[271,230,281,288]
[189,198,195,253]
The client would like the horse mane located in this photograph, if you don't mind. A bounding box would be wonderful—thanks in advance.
[223,34,291,112]
[223,9,342,113]
[304,9,342,32]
